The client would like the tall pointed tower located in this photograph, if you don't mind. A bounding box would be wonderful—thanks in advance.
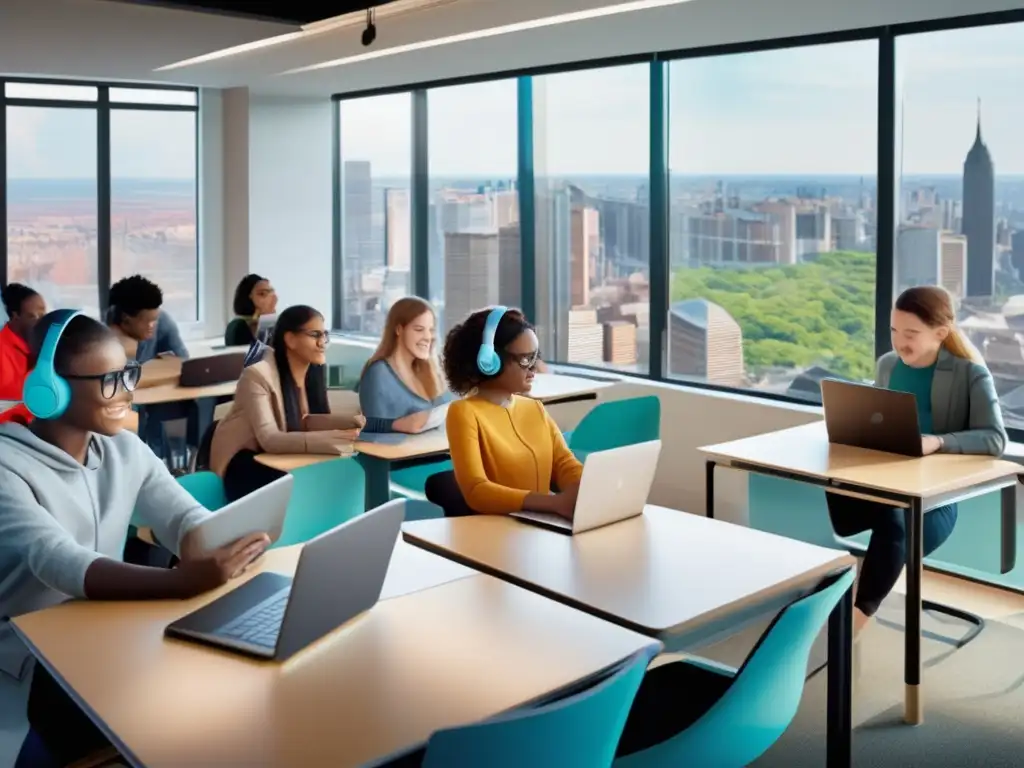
[962,99,996,298]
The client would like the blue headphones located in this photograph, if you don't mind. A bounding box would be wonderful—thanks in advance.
[477,306,508,376]
[23,309,81,420]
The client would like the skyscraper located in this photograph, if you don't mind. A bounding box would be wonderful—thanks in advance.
[962,103,996,298]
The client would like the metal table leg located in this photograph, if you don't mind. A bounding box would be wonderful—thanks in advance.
[705,460,716,519]
[904,497,923,725]
[827,582,853,766]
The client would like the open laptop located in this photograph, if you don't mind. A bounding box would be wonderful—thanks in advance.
[179,351,247,387]
[190,474,293,554]
[165,500,405,660]
[820,378,923,457]
[511,440,662,535]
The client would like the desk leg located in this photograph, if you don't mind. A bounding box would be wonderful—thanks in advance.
[827,582,853,767]
[1002,482,1018,575]
[357,455,392,510]
[904,497,924,725]
[705,460,716,519]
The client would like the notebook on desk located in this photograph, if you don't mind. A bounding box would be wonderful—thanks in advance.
[511,440,662,535]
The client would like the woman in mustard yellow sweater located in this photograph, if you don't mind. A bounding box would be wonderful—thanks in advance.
[434,307,582,518]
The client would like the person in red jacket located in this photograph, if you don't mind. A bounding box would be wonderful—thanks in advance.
[0,403,31,425]
[0,283,46,400]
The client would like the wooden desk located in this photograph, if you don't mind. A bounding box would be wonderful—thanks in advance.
[132,380,237,406]
[257,430,450,510]
[529,373,611,405]
[14,542,658,768]
[403,506,856,765]
[700,420,1020,725]
[138,357,183,389]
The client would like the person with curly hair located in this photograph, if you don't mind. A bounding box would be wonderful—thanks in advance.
[106,274,189,363]
[428,306,581,518]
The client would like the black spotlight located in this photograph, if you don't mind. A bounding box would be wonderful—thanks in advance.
[361,7,377,47]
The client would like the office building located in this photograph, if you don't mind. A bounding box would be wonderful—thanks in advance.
[668,298,744,386]
[443,230,500,331]
[940,233,968,299]
[896,225,941,291]
[962,111,996,298]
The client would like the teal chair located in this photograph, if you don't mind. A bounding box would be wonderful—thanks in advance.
[176,471,228,511]
[614,569,854,767]
[568,396,661,462]
[390,459,454,501]
[274,457,366,548]
[421,645,660,768]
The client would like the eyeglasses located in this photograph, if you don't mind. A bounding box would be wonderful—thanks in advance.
[302,331,331,345]
[506,350,540,370]
[63,362,142,400]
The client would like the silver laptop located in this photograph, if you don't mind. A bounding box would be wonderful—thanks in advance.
[165,500,405,660]
[511,440,662,535]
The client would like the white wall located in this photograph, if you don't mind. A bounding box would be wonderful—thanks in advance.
[203,88,334,330]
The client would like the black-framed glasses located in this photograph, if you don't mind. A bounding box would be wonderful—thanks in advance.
[506,350,540,370]
[302,331,331,345]
[63,362,142,399]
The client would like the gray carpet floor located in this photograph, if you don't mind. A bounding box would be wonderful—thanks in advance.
[689,595,1024,767]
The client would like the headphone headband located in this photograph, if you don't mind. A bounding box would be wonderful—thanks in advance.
[476,306,508,377]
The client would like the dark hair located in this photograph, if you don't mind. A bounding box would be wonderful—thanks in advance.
[31,312,114,375]
[233,274,267,317]
[2,283,39,317]
[442,307,533,395]
[271,305,329,431]
[108,275,163,321]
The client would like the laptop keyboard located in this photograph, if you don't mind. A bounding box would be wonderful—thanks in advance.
[216,588,291,649]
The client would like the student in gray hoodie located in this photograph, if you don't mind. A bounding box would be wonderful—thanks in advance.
[1,311,270,768]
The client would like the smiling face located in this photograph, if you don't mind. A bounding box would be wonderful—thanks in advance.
[890,308,948,367]
[284,313,329,366]
[251,280,278,316]
[397,311,435,361]
[61,337,135,436]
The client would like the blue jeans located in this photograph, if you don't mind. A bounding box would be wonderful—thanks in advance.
[827,494,958,616]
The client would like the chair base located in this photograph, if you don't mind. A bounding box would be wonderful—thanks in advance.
[921,599,985,649]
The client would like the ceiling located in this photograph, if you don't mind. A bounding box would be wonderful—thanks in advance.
[3,0,1024,97]
[108,0,395,25]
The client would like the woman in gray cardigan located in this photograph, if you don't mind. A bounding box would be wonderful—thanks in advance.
[830,285,1007,639]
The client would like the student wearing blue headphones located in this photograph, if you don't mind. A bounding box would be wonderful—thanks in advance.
[0,310,269,768]
[426,306,582,518]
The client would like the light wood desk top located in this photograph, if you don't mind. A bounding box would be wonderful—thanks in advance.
[403,506,854,638]
[14,541,655,768]
[132,379,237,406]
[529,373,611,403]
[700,421,1021,499]
[256,429,450,472]
[138,357,183,389]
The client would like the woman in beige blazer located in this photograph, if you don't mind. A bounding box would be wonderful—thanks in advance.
[210,305,363,501]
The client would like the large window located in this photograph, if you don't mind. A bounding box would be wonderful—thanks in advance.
[338,93,413,335]
[667,42,879,399]
[534,65,651,372]
[6,106,100,316]
[3,80,199,323]
[427,79,518,334]
[111,109,198,322]
[896,23,1024,430]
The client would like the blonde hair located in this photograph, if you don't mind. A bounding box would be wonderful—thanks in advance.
[362,296,444,399]
[894,285,983,364]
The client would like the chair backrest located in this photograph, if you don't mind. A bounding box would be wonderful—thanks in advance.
[422,644,660,768]
[190,419,220,473]
[176,471,228,512]
[273,457,367,548]
[624,568,854,767]
[568,397,660,460]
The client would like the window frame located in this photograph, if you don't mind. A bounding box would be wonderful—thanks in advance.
[0,76,200,322]
[329,8,1024,440]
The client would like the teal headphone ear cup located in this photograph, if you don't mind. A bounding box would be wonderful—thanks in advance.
[477,346,501,376]
[23,369,70,420]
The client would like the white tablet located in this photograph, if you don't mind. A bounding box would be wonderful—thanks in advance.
[415,403,450,434]
[190,474,294,554]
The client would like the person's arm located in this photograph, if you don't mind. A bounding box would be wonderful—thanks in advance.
[937,366,1008,456]
[0,470,188,600]
[544,404,583,491]
[158,312,190,360]
[236,370,315,454]
[447,404,534,514]
[0,342,23,400]
[358,363,398,433]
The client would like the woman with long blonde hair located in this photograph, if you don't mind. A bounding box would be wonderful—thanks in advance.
[358,296,452,433]
[828,285,1005,641]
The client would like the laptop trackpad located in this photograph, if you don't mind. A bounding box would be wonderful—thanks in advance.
[171,572,293,634]
[511,511,573,533]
